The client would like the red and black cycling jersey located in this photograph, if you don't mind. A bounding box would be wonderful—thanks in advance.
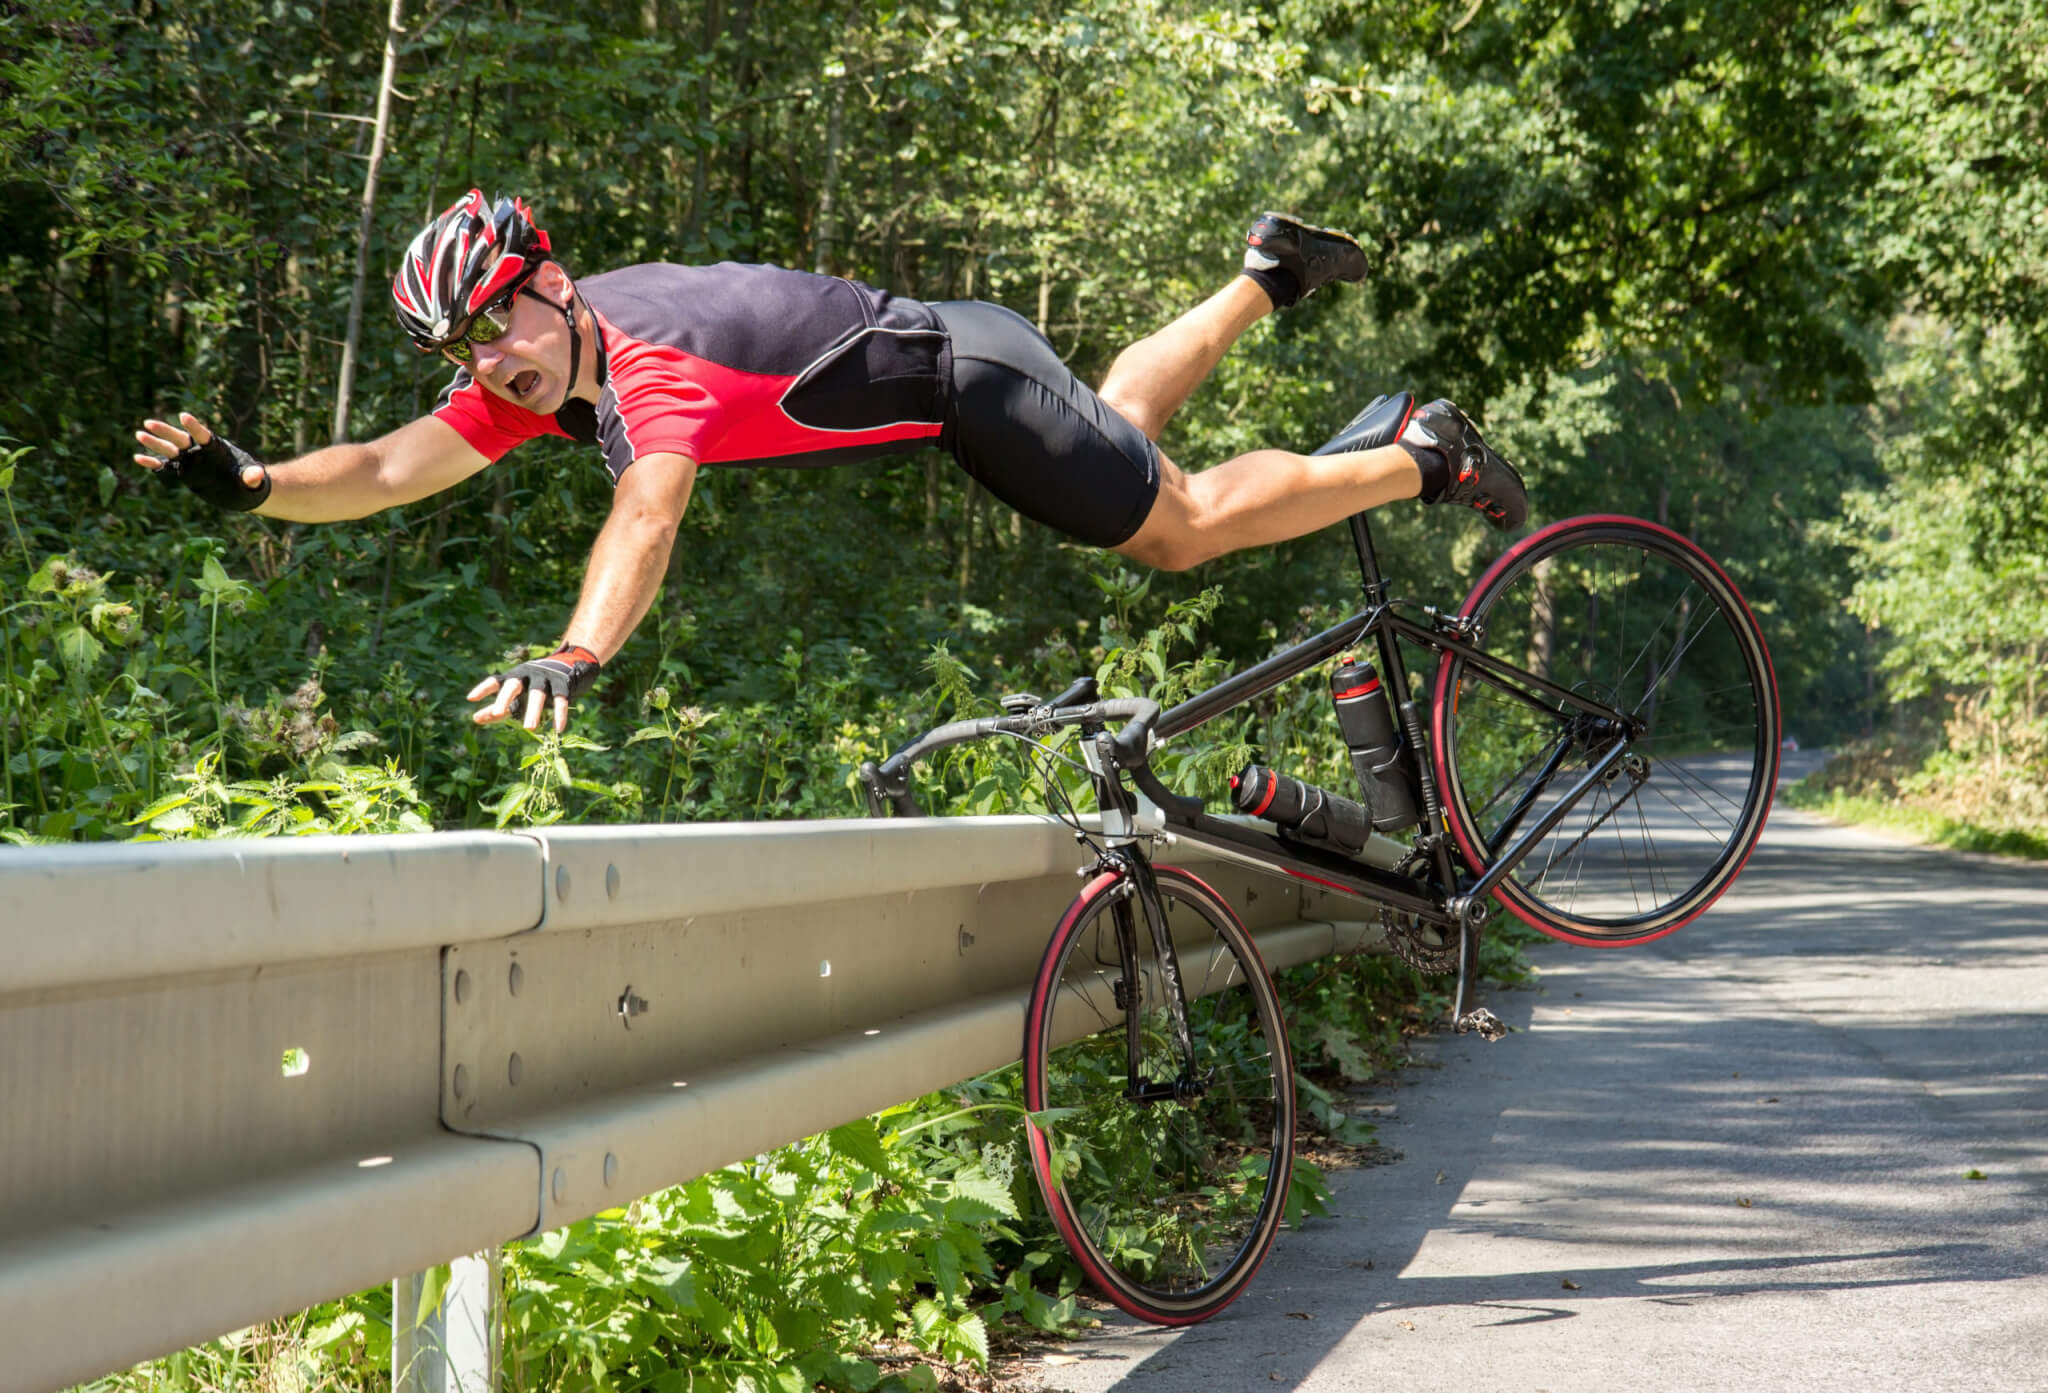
[432,262,951,482]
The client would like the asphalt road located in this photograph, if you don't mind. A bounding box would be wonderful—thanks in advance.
[1012,751,2048,1392]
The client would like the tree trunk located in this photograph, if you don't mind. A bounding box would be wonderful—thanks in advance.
[732,0,758,258]
[690,0,719,243]
[488,470,512,593]
[958,482,979,602]
[286,255,311,459]
[813,79,845,275]
[332,0,407,445]
[1526,570,1555,682]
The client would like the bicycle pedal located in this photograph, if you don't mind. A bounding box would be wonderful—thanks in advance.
[1454,1008,1508,1042]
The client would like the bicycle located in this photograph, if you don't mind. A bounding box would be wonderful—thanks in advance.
[858,391,1782,1324]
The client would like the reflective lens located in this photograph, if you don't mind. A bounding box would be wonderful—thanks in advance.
[436,297,515,364]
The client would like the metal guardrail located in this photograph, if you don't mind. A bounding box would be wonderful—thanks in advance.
[0,817,1385,1393]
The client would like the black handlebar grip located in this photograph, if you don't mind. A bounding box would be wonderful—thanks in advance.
[1048,674,1099,710]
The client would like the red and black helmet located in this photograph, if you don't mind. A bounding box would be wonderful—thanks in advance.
[391,190,553,351]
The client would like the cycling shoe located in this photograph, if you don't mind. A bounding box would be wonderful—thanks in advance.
[1402,399,1527,530]
[1242,212,1366,307]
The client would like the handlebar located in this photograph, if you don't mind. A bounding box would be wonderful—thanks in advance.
[857,685,1172,818]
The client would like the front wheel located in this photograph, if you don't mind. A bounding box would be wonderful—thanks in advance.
[1022,865,1295,1324]
[1432,516,1781,946]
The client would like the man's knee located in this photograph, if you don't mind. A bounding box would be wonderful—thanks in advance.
[1097,384,1162,443]
[1115,527,1212,573]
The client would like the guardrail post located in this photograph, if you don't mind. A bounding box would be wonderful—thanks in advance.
[394,1250,500,1392]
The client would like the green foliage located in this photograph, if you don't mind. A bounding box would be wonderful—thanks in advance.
[16,0,2048,1383]
[490,1114,1026,1391]
[1785,783,2048,863]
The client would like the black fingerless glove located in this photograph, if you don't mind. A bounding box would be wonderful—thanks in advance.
[155,433,272,512]
[501,644,603,702]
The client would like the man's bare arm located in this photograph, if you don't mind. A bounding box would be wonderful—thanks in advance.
[133,412,491,522]
[469,451,699,731]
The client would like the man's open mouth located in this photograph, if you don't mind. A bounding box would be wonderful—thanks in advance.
[511,369,541,401]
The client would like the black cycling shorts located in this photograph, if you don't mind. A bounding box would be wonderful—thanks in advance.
[931,300,1161,548]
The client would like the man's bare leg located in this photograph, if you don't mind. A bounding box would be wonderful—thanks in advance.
[1096,277,1272,441]
[1087,214,1528,569]
[1114,445,1424,573]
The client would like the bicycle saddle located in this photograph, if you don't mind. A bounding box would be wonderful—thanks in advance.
[1310,391,1414,457]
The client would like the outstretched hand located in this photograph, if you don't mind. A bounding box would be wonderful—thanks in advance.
[134,412,272,510]
[133,413,244,484]
[468,644,603,734]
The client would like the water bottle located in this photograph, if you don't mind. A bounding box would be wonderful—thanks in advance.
[1329,660,1420,831]
[1230,765,1370,856]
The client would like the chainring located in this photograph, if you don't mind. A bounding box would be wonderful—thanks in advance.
[1379,904,1461,975]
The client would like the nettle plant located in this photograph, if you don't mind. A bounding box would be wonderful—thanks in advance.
[0,442,434,844]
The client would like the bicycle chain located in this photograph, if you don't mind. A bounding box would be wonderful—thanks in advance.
[1378,904,1461,975]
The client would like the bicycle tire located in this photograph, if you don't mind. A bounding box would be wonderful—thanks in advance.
[1022,864,1295,1324]
[1431,516,1781,946]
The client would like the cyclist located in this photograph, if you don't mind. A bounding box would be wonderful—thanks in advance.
[133,192,1525,733]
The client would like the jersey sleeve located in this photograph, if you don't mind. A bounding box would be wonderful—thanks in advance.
[432,371,565,462]
[595,341,728,481]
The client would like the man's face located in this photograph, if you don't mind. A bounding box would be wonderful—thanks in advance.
[453,262,576,414]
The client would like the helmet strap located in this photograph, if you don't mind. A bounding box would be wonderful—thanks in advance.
[520,271,586,401]
[560,294,584,401]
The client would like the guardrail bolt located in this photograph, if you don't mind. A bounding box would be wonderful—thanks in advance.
[603,1152,619,1189]
[617,986,651,1028]
[958,926,976,954]
[508,961,524,997]
[556,865,572,902]
[605,863,621,900]
[552,1168,567,1204]
[507,1052,524,1086]
[452,969,471,1005]
[452,1064,470,1101]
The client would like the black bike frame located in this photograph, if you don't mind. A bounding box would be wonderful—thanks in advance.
[1118,509,1642,937]
[865,505,1658,1027]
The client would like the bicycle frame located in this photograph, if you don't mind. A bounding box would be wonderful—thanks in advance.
[1088,509,1646,1021]
[863,505,1661,1026]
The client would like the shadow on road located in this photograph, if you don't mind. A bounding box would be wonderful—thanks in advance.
[1018,801,2048,1390]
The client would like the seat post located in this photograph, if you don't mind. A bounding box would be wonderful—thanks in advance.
[1349,513,1389,606]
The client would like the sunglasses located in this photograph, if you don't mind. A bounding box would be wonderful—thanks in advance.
[433,294,517,364]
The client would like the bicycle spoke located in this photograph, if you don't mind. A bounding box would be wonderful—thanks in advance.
[1644,776,1736,842]
[1634,796,1674,906]
[1657,757,1750,825]
[1635,598,1727,714]
[1612,579,1698,693]
[1060,969,1119,1034]
[1608,786,1645,915]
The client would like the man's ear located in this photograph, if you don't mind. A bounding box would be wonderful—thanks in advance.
[535,259,574,307]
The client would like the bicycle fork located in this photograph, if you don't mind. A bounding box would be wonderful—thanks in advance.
[1084,730,1207,1105]
[1104,860,1207,1105]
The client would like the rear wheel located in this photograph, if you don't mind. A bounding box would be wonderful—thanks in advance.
[1432,516,1780,946]
[1022,865,1294,1324]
